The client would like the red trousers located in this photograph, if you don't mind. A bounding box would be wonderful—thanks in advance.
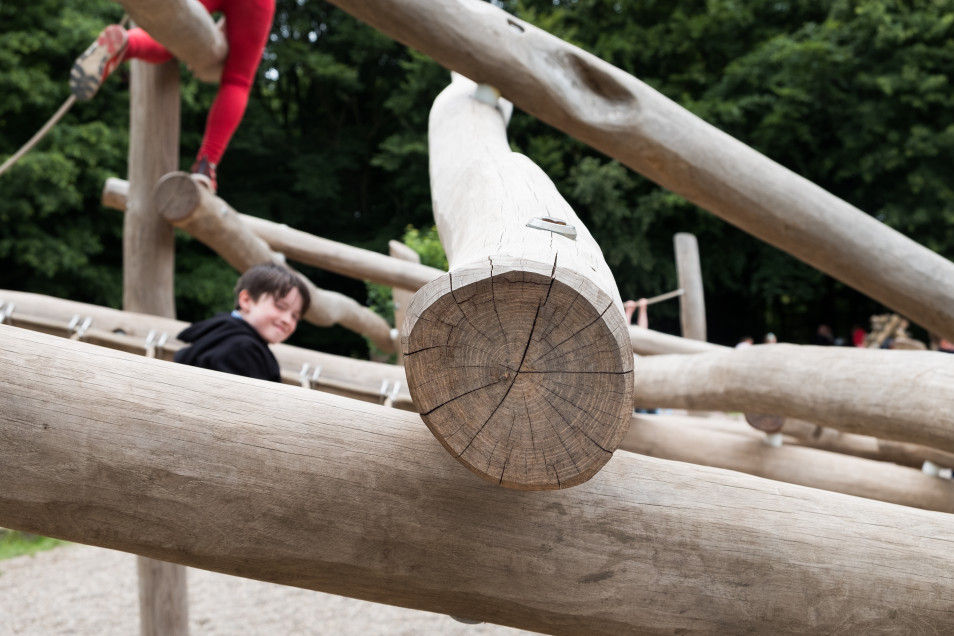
[125,0,275,165]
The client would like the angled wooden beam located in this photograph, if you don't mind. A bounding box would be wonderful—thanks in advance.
[632,344,954,454]
[629,325,726,356]
[3,326,954,634]
[326,0,954,344]
[405,74,632,490]
[112,0,227,83]
[104,177,443,292]
[623,413,954,514]
[153,172,397,354]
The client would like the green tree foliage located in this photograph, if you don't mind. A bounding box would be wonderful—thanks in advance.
[2,0,952,352]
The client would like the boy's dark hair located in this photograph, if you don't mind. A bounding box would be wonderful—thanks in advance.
[234,262,311,315]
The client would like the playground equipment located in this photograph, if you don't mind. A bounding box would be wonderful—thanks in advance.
[3,0,954,633]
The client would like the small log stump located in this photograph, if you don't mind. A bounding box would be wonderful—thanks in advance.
[404,75,633,490]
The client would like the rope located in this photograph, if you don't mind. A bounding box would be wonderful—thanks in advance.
[0,14,129,179]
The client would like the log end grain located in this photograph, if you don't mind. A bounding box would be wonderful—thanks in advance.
[153,171,203,224]
[403,258,634,490]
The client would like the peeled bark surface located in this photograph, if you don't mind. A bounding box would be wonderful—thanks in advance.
[622,413,954,514]
[3,326,954,635]
[113,0,227,83]
[629,325,725,356]
[673,233,706,341]
[633,344,954,454]
[153,172,397,353]
[325,0,954,344]
[405,75,633,490]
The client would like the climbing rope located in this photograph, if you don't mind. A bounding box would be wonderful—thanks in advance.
[0,14,129,179]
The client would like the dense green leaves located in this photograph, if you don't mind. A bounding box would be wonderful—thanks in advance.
[2,0,952,352]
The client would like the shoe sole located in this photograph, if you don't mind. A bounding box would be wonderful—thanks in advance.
[70,26,126,101]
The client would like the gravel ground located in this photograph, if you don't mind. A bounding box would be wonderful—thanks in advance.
[0,543,538,635]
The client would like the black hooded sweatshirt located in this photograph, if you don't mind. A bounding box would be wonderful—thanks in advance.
[174,313,281,382]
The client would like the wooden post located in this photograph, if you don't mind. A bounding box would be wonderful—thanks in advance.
[632,344,954,454]
[153,172,397,353]
[404,74,633,490]
[622,413,954,514]
[3,326,954,635]
[324,0,954,344]
[112,0,227,83]
[629,325,725,356]
[673,233,706,341]
[124,51,188,636]
[388,240,421,366]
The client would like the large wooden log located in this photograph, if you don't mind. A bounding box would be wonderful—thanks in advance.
[153,172,397,353]
[3,326,954,635]
[325,0,954,344]
[102,178,444,292]
[112,0,226,83]
[622,413,954,514]
[404,74,632,490]
[632,344,954,454]
[0,290,410,404]
[673,233,706,341]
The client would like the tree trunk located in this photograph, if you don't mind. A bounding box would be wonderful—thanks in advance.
[153,172,397,353]
[622,413,954,514]
[113,0,226,83]
[404,74,633,490]
[3,326,954,635]
[324,0,954,344]
[633,344,954,454]
[673,233,706,341]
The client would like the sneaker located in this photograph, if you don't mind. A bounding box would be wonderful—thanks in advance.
[70,25,128,101]
[191,155,218,194]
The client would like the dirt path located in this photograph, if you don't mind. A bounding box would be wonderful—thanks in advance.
[0,543,538,635]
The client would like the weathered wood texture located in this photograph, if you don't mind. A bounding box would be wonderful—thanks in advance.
[112,0,226,83]
[2,326,954,635]
[138,557,189,636]
[124,59,178,319]
[629,326,726,356]
[326,0,954,344]
[102,178,444,292]
[404,74,632,490]
[152,172,397,353]
[389,240,421,366]
[632,344,954,454]
[0,290,410,404]
[623,413,954,514]
[673,233,706,341]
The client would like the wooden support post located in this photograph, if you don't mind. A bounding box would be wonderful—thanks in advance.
[673,233,706,341]
[124,51,188,636]
[388,240,421,366]
[623,413,954,514]
[104,177,444,291]
[404,74,632,490]
[632,344,954,454]
[629,325,725,356]
[153,172,397,353]
[325,0,954,344]
[112,0,227,83]
[3,326,954,635]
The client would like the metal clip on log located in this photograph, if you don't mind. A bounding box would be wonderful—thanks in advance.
[299,363,322,390]
[526,216,578,240]
[68,315,93,341]
[0,301,13,324]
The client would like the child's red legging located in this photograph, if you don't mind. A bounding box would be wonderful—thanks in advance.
[125,0,275,166]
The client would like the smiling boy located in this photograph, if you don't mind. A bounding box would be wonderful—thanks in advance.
[174,263,311,382]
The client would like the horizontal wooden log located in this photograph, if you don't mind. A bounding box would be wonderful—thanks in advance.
[112,0,226,83]
[3,326,954,633]
[629,325,726,356]
[153,172,397,353]
[102,178,444,291]
[0,290,410,403]
[622,413,954,514]
[406,74,632,490]
[632,344,954,454]
[326,0,954,344]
